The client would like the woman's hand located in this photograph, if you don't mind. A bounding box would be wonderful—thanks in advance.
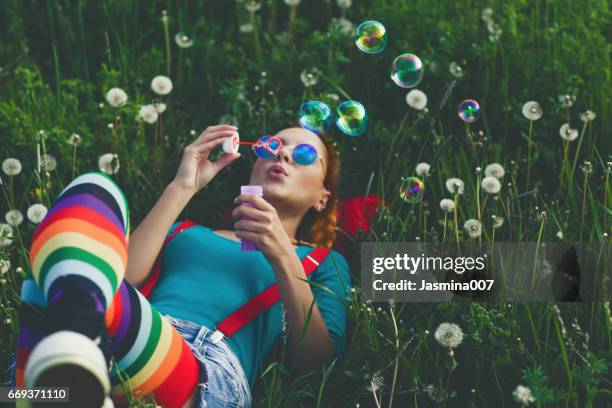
[172,124,241,195]
[232,194,294,263]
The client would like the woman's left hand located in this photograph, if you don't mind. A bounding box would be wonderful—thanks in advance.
[232,194,294,263]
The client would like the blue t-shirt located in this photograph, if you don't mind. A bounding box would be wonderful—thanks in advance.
[148,222,352,388]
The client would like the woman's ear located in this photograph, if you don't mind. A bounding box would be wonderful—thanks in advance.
[314,188,331,212]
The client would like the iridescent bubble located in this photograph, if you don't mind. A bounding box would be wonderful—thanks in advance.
[458,99,481,123]
[391,53,424,88]
[399,177,425,204]
[354,20,388,54]
[298,101,333,135]
[335,100,368,136]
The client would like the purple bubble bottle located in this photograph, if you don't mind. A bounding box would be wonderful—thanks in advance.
[240,185,263,251]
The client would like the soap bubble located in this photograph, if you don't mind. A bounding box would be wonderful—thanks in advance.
[336,100,368,136]
[253,136,282,159]
[298,101,333,134]
[354,20,388,54]
[458,99,481,123]
[399,177,425,204]
[391,53,424,88]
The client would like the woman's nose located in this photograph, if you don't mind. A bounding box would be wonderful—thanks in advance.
[274,146,291,163]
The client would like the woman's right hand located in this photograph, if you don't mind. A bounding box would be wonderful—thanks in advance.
[171,124,241,194]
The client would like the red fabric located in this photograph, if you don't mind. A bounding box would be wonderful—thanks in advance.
[217,247,329,337]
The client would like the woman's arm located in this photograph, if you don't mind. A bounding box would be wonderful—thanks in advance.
[124,182,193,288]
[125,124,241,288]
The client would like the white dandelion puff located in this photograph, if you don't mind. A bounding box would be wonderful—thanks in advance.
[245,1,262,12]
[463,219,482,238]
[439,199,455,213]
[0,259,10,273]
[445,178,465,195]
[512,385,535,405]
[492,214,504,229]
[2,158,22,176]
[105,88,128,108]
[522,101,543,121]
[41,154,57,172]
[5,210,23,226]
[174,32,194,48]
[330,17,355,36]
[556,230,564,239]
[68,133,81,146]
[284,0,300,5]
[0,223,13,247]
[300,68,322,87]
[481,176,501,194]
[481,7,493,22]
[151,75,173,95]
[137,105,159,124]
[484,163,505,179]
[559,123,578,141]
[27,203,48,224]
[406,89,428,110]
[449,61,464,78]
[337,0,352,9]
[434,322,464,348]
[239,23,254,34]
[98,153,120,175]
[154,102,167,114]
[579,110,596,123]
[558,94,575,109]
[415,162,431,177]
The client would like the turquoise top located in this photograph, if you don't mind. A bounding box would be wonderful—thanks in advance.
[149,222,352,388]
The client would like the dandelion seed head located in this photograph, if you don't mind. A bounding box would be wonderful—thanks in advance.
[484,163,505,179]
[579,110,596,123]
[522,101,543,121]
[245,1,262,12]
[434,322,464,348]
[558,94,575,109]
[68,133,81,146]
[27,203,48,224]
[449,61,463,78]
[0,223,13,247]
[415,162,431,177]
[2,158,22,176]
[300,68,322,87]
[481,176,501,194]
[330,17,355,36]
[492,215,504,229]
[439,198,455,212]
[154,102,167,114]
[98,153,120,175]
[463,219,482,238]
[445,178,465,195]
[580,160,593,175]
[337,0,352,9]
[512,385,536,405]
[174,32,194,48]
[151,75,173,95]
[105,87,128,108]
[239,23,254,33]
[406,89,428,110]
[5,210,23,227]
[559,123,578,141]
[41,154,57,172]
[137,105,159,124]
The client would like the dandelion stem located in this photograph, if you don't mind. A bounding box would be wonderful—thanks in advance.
[453,193,460,244]
[442,213,448,244]
[287,5,297,42]
[580,172,588,241]
[570,121,589,183]
[388,305,400,408]
[71,144,77,179]
[526,119,533,189]
[162,11,171,77]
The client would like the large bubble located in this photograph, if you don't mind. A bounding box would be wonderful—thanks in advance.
[298,101,333,134]
[354,20,388,54]
[458,99,481,123]
[391,53,424,88]
[336,100,368,136]
[399,177,425,204]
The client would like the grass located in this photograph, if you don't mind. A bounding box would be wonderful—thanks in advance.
[1,0,611,406]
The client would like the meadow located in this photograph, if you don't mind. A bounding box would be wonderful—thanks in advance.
[0,0,611,406]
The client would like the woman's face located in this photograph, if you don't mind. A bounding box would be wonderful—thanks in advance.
[249,127,330,213]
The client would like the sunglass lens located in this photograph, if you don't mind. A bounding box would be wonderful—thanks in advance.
[254,136,276,159]
[293,144,318,166]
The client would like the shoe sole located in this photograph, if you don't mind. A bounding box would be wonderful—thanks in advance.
[25,331,110,408]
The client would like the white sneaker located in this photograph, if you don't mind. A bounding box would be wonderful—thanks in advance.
[25,330,110,407]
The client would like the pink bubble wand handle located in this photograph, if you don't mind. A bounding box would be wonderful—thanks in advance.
[239,185,263,251]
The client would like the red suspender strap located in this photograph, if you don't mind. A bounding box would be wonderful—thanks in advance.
[214,246,331,340]
[138,219,198,299]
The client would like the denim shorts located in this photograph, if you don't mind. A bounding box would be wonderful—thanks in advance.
[163,314,252,408]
